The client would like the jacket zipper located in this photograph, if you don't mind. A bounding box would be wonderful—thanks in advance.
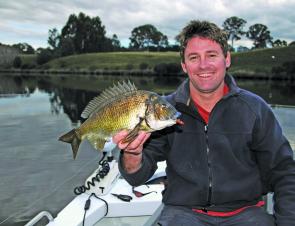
[204,124,212,206]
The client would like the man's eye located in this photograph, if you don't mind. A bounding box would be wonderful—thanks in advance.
[189,56,198,61]
[209,54,217,58]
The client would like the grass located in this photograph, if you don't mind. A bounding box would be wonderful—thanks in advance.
[18,46,295,76]
[230,46,295,75]
[19,54,37,65]
[44,51,180,70]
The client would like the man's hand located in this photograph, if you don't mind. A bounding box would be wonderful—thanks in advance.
[113,130,151,155]
[112,130,151,173]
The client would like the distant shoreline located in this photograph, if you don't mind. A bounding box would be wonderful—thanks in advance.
[1,46,294,80]
[0,68,293,81]
[0,68,164,76]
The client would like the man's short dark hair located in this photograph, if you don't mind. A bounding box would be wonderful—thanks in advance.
[177,20,229,62]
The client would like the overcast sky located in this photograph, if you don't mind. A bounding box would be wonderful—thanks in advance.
[0,0,294,49]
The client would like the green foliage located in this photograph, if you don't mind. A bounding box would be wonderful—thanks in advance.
[272,61,295,80]
[21,63,36,69]
[125,64,134,70]
[29,46,294,79]
[246,24,273,49]
[139,62,149,70]
[222,16,247,48]
[61,12,107,54]
[44,51,180,70]
[13,56,22,68]
[111,34,121,51]
[129,24,168,50]
[154,63,168,74]
[273,39,288,48]
[19,54,37,65]
[166,62,182,74]
[36,48,53,65]
[230,46,295,75]
[12,43,35,54]
[154,62,182,75]
[59,37,75,56]
[282,61,295,74]
[48,28,60,50]
[272,61,295,75]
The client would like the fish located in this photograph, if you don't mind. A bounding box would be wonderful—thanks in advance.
[59,81,182,159]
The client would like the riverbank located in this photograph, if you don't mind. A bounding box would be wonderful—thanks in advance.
[0,68,162,76]
[0,68,293,81]
[1,46,295,79]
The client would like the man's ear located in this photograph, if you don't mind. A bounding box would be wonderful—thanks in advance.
[181,62,187,73]
[225,51,231,68]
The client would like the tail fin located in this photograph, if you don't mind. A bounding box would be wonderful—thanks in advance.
[59,129,81,159]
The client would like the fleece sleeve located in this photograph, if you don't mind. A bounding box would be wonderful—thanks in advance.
[252,102,295,226]
[118,130,170,186]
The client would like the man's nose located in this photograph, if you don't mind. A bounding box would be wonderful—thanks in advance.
[199,57,209,69]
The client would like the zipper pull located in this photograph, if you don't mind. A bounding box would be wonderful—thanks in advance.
[204,125,208,133]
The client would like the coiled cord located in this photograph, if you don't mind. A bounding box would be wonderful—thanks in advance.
[74,153,110,195]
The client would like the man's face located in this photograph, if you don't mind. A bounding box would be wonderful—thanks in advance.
[181,36,231,94]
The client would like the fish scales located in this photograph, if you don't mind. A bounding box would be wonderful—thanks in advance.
[59,81,180,159]
[79,91,149,137]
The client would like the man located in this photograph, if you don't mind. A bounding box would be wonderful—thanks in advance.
[113,20,295,226]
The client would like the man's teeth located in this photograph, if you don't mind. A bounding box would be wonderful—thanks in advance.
[198,73,212,77]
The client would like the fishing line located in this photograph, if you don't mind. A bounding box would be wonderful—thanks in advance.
[0,155,101,225]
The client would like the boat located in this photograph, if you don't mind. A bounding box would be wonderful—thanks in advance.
[25,142,167,226]
[25,127,281,226]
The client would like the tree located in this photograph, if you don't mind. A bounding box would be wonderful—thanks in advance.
[111,34,121,51]
[60,12,107,53]
[12,43,35,54]
[59,37,75,56]
[222,16,247,48]
[272,39,288,47]
[48,28,60,50]
[36,48,53,65]
[246,24,273,49]
[129,24,168,50]
[0,45,19,66]
[13,56,22,68]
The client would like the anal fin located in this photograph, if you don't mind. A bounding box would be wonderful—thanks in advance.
[88,137,107,151]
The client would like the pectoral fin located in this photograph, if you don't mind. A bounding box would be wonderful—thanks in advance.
[121,117,144,143]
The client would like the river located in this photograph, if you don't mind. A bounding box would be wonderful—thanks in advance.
[0,74,294,226]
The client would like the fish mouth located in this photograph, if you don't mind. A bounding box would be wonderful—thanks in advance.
[170,111,181,120]
[173,111,184,125]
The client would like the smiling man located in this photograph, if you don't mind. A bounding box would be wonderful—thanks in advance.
[181,35,231,113]
[113,20,295,226]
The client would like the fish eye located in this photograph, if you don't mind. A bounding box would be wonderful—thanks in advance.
[150,94,158,101]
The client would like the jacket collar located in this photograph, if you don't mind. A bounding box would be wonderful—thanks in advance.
[174,73,241,106]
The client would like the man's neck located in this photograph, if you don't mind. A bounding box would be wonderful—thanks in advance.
[190,82,225,113]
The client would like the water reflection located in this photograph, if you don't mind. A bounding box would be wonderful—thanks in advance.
[237,79,295,106]
[0,75,295,123]
[0,74,294,225]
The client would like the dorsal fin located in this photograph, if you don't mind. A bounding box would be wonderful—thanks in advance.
[81,80,137,119]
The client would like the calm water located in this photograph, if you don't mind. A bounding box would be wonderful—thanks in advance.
[0,74,295,226]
